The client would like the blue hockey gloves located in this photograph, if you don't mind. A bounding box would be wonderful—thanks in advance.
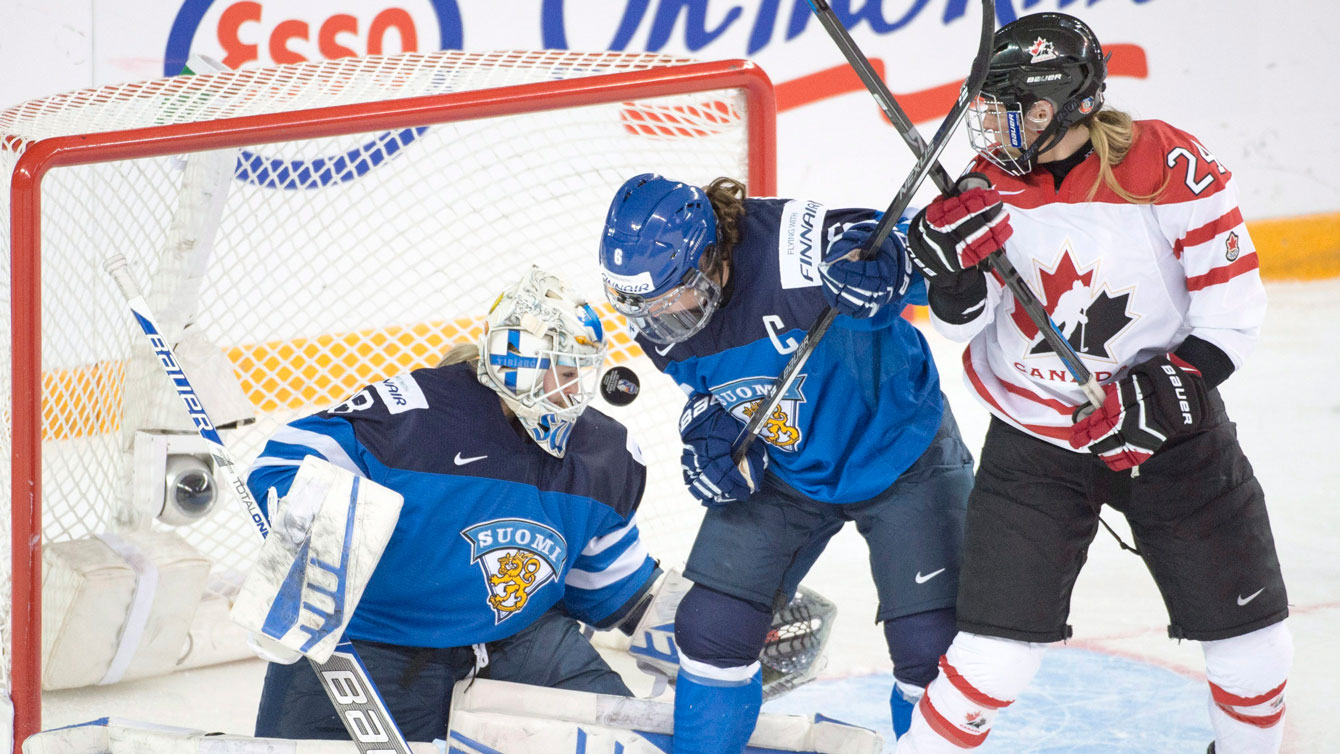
[1069,354,1209,471]
[818,219,913,319]
[679,393,767,507]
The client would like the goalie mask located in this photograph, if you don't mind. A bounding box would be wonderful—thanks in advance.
[967,12,1109,175]
[598,173,723,345]
[478,266,608,458]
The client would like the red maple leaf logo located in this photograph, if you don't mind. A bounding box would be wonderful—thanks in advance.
[1028,38,1049,56]
[1010,251,1095,340]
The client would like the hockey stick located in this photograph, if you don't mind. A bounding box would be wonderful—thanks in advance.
[732,0,996,465]
[104,253,414,754]
[800,0,1104,411]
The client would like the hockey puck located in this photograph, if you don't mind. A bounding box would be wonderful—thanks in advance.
[600,365,641,406]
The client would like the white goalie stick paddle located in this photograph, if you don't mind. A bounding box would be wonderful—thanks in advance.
[104,253,413,754]
[732,0,997,466]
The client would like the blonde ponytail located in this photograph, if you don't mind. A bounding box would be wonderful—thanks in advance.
[437,343,479,367]
[1085,109,1167,203]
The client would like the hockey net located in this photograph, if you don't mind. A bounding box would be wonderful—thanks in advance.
[0,49,775,744]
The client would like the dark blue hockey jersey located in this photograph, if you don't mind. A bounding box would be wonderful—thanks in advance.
[643,198,943,503]
[244,362,655,648]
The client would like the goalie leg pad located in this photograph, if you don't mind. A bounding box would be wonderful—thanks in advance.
[1202,621,1291,753]
[900,632,1046,752]
[231,456,403,663]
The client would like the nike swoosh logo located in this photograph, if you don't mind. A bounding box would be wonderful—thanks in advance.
[654,343,675,357]
[996,189,1026,195]
[1237,588,1265,606]
[915,568,946,584]
[454,452,487,466]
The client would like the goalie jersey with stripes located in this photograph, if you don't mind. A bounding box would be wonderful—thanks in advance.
[244,361,655,648]
[932,119,1266,447]
[644,198,943,504]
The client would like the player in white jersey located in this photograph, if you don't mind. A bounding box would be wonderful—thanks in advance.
[896,13,1291,754]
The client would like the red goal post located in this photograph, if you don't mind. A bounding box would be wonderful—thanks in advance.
[2,50,775,746]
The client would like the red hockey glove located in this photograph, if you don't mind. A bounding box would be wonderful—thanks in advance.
[908,174,1013,286]
[1070,354,1210,471]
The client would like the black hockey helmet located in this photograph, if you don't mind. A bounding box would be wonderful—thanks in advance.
[966,12,1109,175]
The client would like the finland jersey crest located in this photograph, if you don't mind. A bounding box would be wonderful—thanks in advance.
[712,375,808,452]
[460,519,568,624]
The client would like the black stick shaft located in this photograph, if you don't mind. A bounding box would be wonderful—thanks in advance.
[732,0,997,466]
[809,0,1102,409]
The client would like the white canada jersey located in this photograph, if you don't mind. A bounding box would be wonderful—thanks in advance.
[932,119,1265,448]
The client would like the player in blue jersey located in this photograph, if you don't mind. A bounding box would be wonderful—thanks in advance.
[245,266,659,741]
[598,174,975,750]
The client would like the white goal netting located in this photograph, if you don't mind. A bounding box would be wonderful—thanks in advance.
[0,49,774,739]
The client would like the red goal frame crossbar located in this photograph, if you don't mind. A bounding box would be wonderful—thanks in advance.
[7,58,775,748]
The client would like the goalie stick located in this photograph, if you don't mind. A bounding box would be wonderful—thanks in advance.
[733,0,997,466]
[800,0,1105,413]
[104,253,413,754]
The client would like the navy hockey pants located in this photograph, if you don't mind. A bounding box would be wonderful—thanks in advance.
[254,608,631,742]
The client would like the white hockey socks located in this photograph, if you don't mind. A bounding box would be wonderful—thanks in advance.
[1203,621,1292,754]
[897,632,1045,753]
[231,456,403,663]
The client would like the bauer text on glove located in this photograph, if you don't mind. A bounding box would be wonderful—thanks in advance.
[1069,354,1209,471]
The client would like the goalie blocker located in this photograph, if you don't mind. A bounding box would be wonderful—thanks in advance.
[231,456,404,664]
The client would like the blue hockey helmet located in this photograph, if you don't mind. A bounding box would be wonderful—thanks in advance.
[598,173,723,344]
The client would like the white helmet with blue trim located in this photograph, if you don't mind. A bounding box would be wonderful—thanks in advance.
[478,266,608,457]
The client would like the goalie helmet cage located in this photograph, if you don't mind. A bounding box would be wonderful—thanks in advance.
[1,49,775,746]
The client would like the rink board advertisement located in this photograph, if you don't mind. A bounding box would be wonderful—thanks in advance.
[2,0,1338,235]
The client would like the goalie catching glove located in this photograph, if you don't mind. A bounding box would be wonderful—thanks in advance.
[680,393,767,507]
[1069,354,1210,471]
[231,455,403,663]
[625,568,836,701]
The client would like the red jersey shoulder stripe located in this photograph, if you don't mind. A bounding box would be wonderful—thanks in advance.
[1186,253,1260,291]
[1173,207,1244,259]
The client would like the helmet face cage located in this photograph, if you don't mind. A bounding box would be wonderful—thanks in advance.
[599,173,722,344]
[604,266,722,345]
[478,266,608,457]
[967,92,1034,175]
[969,13,1108,176]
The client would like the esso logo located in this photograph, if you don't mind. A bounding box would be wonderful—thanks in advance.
[165,0,463,75]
